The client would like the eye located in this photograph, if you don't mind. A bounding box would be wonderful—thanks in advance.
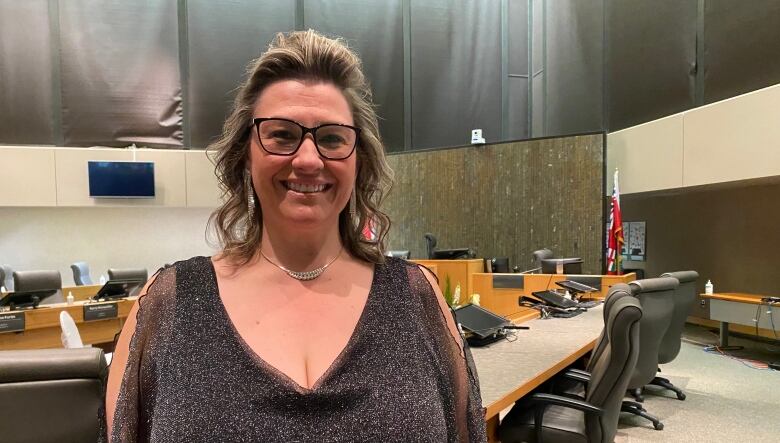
[269,130,298,141]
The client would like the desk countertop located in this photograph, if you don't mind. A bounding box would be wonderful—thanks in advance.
[701,292,778,305]
[473,305,603,418]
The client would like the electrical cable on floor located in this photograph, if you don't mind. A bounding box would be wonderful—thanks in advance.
[683,329,776,371]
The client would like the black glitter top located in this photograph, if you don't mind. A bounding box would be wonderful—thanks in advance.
[110,256,486,442]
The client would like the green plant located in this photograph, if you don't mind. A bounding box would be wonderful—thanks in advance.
[443,274,454,306]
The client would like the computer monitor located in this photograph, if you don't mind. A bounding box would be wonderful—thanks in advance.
[453,304,511,339]
[541,258,583,274]
[0,289,58,310]
[490,257,510,273]
[432,248,472,260]
[92,279,144,301]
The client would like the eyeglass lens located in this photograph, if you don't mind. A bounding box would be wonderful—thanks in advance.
[257,119,357,159]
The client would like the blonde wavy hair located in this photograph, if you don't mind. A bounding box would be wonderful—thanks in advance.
[207,30,393,267]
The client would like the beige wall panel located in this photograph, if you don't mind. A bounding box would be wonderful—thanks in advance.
[606,114,684,195]
[185,150,221,208]
[0,206,216,286]
[683,84,780,186]
[55,148,188,207]
[0,146,57,206]
[385,134,604,274]
[133,150,187,206]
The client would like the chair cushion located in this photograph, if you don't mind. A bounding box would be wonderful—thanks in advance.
[500,399,588,443]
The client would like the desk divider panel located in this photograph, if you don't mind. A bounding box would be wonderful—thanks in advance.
[385,133,604,277]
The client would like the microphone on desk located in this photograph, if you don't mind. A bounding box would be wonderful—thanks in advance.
[502,325,530,330]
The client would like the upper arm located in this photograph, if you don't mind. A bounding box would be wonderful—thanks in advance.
[105,274,159,438]
[417,265,465,355]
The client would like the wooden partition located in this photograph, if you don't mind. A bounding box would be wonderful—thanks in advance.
[412,259,484,298]
[472,272,636,322]
[0,297,136,350]
[385,133,605,273]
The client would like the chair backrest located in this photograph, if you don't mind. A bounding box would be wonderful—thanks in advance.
[532,248,553,268]
[490,257,510,273]
[586,283,633,372]
[386,250,411,259]
[1,264,14,291]
[70,261,93,286]
[424,233,437,259]
[627,277,678,388]
[0,348,107,442]
[13,270,64,304]
[107,268,148,282]
[658,270,699,363]
[60,311,84,348]
[584,296,642,443]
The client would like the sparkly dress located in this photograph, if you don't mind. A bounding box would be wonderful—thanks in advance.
[110,256,487,442]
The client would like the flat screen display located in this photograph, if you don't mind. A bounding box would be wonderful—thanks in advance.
[88,161,155,198]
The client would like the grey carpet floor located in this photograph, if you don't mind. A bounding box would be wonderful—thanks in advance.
[614,324,780,442]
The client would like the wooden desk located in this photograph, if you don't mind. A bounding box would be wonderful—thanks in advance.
[0,298,136,350]
[701,292,780,346]
[473,305,604,442]
[412,259,484,298]
[472,272,635,321]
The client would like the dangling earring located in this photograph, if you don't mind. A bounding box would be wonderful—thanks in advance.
[246,172,256,221]
[349,186,357,216]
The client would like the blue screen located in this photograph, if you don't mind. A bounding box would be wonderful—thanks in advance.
[88,161,155,198]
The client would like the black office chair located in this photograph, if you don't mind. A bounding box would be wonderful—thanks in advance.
[107,268,148,282]
[621,277,678,430]
[0,348,108,442]
[650,270,699,400]
[489,257,510,273]
[385,250,411,259]
[13,270,64,305]
[499,295,643,443]
[71,261,94,286]
[423,233,472,259]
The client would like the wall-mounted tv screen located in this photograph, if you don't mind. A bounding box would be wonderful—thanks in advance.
[88,161,155,198]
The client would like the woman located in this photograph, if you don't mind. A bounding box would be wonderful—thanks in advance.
[106,30,486,442]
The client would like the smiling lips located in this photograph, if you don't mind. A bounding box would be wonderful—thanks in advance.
[283,180,332,194]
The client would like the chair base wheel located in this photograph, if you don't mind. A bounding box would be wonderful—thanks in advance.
[677,392,686,401]
[654,422,664,431]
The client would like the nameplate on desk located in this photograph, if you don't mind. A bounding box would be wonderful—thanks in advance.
[84,303,118,321]
[0,312,25,333]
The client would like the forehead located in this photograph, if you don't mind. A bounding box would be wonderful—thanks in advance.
[253,79,353,125]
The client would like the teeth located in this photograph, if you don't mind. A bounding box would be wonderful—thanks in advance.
[287,182,326,193]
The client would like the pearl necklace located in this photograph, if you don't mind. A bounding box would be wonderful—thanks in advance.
[259,248,342,281]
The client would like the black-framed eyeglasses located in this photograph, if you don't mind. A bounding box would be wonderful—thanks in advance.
[251,117,360,160]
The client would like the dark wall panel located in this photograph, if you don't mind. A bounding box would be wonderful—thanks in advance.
[545,0,604,136]
[607,0,697,131]
[187,0,295,149]
[304,0,404,152]
[621,178,780,295]
[0,0,55,144]
[59,1,182,147]
[384,134,604,273]
[703,0,780,104]
[410,0,501,149]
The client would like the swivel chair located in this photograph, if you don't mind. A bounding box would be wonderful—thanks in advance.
[499,295,643,443]
[107,268,148,283]
[1,264,14,291]
[70,261,93,286]
[621,277,677,430]
[13,270,64,305]
[650,270,699,400]
[423,233,471,260]
[532,248,554,268]
[0,348,108,442]
[385,250,411,259]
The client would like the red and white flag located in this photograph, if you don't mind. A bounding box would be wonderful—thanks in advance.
[606,169,624,275]
[362,217,377,242]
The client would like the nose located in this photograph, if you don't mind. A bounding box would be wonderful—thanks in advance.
[291,135,324,172]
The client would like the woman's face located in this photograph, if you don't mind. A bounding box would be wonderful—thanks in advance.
[249,79,357,233]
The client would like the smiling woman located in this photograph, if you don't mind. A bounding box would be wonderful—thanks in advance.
[105,30,487,443]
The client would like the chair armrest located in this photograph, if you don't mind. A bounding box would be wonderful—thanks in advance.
[529,393,603,443]
[560,369,591,384]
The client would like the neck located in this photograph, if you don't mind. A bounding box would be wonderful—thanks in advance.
[259,222,344,272]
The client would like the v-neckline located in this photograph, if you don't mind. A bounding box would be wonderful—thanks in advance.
[205,256,379,394]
